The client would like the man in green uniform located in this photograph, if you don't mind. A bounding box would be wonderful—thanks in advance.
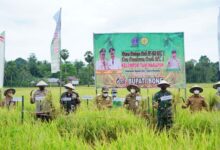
[182,85,208,112]
[31,80,55,122]
[60,83,80,114]
[95,86,112,110]
[153,80,173,130]
[124,84,142,114]
[210,81,220,111]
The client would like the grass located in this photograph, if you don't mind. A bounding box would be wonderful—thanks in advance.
[0,84,220,150]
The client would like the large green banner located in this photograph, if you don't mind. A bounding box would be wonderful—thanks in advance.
[94,33,186,88]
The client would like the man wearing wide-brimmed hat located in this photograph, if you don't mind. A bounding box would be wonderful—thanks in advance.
[124,84,142,114]
[60,83,80,114]
[182,85,208,112]
[153,80,173,130]
[210,81,220,111]
[95,86,112,110]
[0,88,16,109]
[31,80,55,121]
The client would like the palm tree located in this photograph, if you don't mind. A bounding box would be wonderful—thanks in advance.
[60,49,69,74]
[84,51,94,86]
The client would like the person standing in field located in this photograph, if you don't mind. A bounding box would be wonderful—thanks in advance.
[209,81,220,111]
[111,87,118,99]
[60,83,80,114]
[108,48,121,70]
[182,85,208,112]
[96,48,109,70]
[0,88,16,109]
[95,86,112,110]
[124,84,142,114]
[31,80,55,122]
[153,80,173,130]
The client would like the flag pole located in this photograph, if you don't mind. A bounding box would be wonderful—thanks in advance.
[0,31,5,101]
[59,8,62,99]
[218,7,220,80]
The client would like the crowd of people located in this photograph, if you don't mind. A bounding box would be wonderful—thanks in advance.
[0,80,220,130]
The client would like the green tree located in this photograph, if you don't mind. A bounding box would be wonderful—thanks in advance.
[84,51,94,86]
[60,49,69,74]
[74,60,84,77]
[28,53,42,77]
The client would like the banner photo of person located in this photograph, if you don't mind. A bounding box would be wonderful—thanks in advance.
[93,33,186,88]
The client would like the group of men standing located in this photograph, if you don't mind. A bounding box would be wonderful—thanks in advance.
[94,80,220,130]
[1,80,220,130]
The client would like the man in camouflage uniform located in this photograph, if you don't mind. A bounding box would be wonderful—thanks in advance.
[60,83,80,114]
[153,80,173,130]
[210,81,220,111]
[182,85,208,112]
[31,80,55,122]
[95,86,112,110]
[124,84,142,114]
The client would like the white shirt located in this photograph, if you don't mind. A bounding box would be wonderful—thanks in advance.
[108,58,121,70]
[96,60,109,70]
[167,58,180,70]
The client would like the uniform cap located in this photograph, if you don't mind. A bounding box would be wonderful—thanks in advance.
[102,86,109,92]
[111,87,117,93]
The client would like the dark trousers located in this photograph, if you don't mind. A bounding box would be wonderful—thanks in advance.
[157,108,173,130]
[36,113,52,122]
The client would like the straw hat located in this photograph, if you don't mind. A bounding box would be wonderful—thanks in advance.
[127,84,140,92]
[4,88,16,96]
[64,83,75,90]
[157,80,170,87]
[36,80,48,87]
[213,81,220,89]
[190,85,203,93]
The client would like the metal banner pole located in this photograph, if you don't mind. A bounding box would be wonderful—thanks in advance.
[21,96,24,123]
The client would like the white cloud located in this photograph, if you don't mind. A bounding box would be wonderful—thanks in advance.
[0,0,219,62]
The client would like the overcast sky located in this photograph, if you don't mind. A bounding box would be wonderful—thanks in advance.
[0,0,219,62]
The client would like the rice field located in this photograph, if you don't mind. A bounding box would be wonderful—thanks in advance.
[0,84,220,150]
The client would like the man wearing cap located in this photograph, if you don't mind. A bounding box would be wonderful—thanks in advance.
[167,50,181,70]
[95,86,112,110]
[31,80,55,121]
[210,81,220,111]
[0,88,16,109]
[96,48,109,70]
[124,84,142,114]
[112,87,122,107]
[111,87,118,99]
[153,80,173,130]
[60,83,80,114]
[108,48,121,70]
[182,85,208,112]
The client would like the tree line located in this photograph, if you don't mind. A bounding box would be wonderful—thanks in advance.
[3,52,219,87]
[4,50,94,87]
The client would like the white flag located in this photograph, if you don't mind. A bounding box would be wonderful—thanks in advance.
[0,31,5,88]
[51,8,61,73]
[218,8,220,70]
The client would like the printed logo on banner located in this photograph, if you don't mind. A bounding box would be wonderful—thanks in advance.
[131,37,139,47]
[141,37,148,46]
